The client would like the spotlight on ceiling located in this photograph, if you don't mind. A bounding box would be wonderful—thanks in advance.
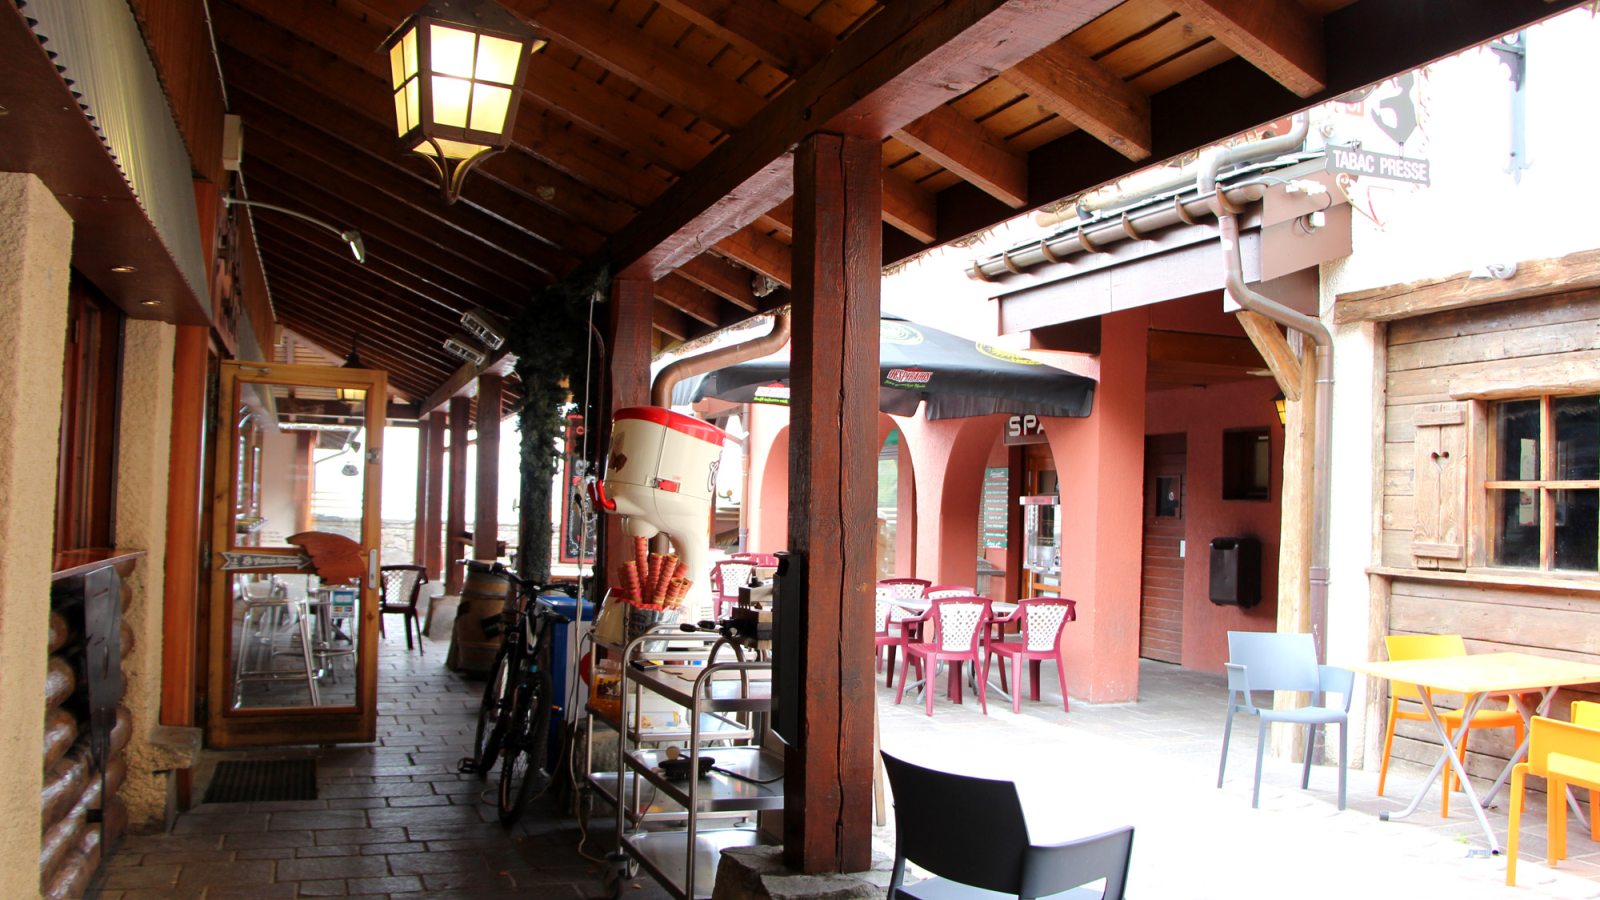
[224,197,367,264]
[442,333,488,367]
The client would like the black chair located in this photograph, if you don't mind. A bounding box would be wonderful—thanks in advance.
[881,752,1134,900]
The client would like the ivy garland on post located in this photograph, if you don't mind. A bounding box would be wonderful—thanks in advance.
[504,264,612,584]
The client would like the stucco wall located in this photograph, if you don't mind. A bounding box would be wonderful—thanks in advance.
[0,173,73,898]
[116,320,176,830]
[1144,378,1283,673]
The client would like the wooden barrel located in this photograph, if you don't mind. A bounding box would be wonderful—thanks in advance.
[449,563,510,674]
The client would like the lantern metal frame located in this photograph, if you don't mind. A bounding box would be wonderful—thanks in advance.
[380,0,544,204]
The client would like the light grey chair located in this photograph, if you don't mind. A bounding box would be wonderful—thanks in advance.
[881,752,1134,900]
[1217,631,1353,810]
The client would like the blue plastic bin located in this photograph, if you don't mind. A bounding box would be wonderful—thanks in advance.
[542,594,594,766]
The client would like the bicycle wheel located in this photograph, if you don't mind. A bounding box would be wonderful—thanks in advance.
[497,663,553,825]
[470,641,517,780]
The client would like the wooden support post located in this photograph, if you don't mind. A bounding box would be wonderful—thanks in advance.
[413,419,430,565]
[1272,330,1317,759]
[447,396,470,593]
[292,432,314,535]
[784,132,880,875]
[475,374,503,561]
[425,410,446,580]
[604,275,655,584]
[160,325,209,727]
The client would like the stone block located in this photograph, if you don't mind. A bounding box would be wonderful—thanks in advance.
[711,846,887,900]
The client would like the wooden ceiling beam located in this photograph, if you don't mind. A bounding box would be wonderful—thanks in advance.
[715,227,793,289]
[654,301,693,342]
[653,0,836,74]
[676,255,758,312]
[246,162,531,303]
[221,49,629,243]
[239,115,578,282]
[606,0,1120,278]
[655,274,723,328]
[1000,38,1152,161]
[263,266,463,368]
[272,311,433,398]
[758,199,794,238]
[1160,0,1325,97]
[266,287,451,391]
[257,234,464,332]
[254,218,483,319]
[215,0,669,201]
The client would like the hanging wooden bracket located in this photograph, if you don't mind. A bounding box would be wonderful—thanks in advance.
[1235,310,1304,401]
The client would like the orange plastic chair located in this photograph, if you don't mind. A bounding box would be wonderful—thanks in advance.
[1570,701,1600,843]
[1506,713,1600,885]
[1379,634,1525,817]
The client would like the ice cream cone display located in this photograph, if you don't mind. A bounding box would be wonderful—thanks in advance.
[597,406,729,622]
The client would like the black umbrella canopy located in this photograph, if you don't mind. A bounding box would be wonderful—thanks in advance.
[671,317,1095,420]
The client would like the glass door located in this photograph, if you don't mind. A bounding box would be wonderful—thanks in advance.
[205,361,386,748]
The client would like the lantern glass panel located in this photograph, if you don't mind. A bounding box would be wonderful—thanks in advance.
[469,84,513,133]
[431,75,472,128]
[474,33,522,84]
[430,23,478,78]
[405,79,420,133]
[419,138,488,159]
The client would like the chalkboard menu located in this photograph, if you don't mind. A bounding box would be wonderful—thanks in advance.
[981,466,1009,549]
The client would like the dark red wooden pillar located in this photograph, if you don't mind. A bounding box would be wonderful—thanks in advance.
[475,373,503,561]
[784,132,880,875]
[413,419,430,566]
[603,274,654,582]
[446,396,471,593]
[424,410,446,580]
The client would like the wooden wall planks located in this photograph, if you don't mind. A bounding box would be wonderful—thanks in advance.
[1379,288,1600,778]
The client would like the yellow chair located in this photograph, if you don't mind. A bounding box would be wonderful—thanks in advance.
[1379,635,1525,817]
[1569,700,1600,843]
[1507,713,1600,885]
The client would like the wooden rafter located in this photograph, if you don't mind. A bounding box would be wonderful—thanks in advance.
[894,105,1028,208]
[653,301,693,341]
[715,227,793,288]
[656,274,724,328]
[1000,37,1152,161]
[607,0,1121,279]
[676,255,759,312]
[1160,0,1325,97]
[654,0,836,74]
[1234,310,1304,401]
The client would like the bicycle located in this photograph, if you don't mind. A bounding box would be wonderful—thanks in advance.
[460,563,573,825]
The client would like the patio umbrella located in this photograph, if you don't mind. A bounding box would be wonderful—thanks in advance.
[670,317,1095,420]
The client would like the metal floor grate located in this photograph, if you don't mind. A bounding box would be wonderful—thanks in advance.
[202,759,318,804]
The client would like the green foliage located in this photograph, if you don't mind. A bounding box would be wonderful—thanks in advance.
[504,265,611,582]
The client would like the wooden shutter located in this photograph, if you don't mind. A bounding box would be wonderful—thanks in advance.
[1412,402,1468,570]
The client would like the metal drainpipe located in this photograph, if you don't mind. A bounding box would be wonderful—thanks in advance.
[738,403,752,554]
[1198,114,1334,664]
[650,310,792,408]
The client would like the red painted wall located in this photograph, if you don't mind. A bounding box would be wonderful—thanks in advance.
[1040,308,1149,703]
[1143,377,1282,673]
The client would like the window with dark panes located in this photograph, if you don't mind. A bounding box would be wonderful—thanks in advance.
[1488,395,1599,572]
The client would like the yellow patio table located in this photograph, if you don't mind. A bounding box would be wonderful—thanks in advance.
[1348,652,1600,856]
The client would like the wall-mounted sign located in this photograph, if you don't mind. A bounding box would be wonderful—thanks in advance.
[1326,146,1430,185]
[1003,414,1049,445]
[981,467,1009,549]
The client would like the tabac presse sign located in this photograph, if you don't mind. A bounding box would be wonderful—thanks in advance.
[1326,145,1431,185]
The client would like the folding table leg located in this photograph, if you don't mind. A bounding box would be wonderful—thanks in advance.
[1381,690,1498,854]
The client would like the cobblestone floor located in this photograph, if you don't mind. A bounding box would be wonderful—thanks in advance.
[92,637,1600,900]
[90,631,667,900]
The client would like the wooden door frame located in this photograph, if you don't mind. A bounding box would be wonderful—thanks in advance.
[205,360,386,748]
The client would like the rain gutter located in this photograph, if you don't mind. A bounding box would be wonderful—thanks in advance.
[1197,114,1334,664]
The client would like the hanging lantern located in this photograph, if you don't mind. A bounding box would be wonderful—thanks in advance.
[1272,392,1287,426]
[381,0,544,203]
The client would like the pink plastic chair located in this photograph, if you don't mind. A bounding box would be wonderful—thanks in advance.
[710,560,755,620]
[897,596,994,716]
[731,552,779,567]
[925,585,974,599]
[983,598,1077,713]
[874,579,929,684]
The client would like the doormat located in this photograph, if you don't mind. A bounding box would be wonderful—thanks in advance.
[202,759,318,804]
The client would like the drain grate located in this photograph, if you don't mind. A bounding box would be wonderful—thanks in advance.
[202,759,318,804]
